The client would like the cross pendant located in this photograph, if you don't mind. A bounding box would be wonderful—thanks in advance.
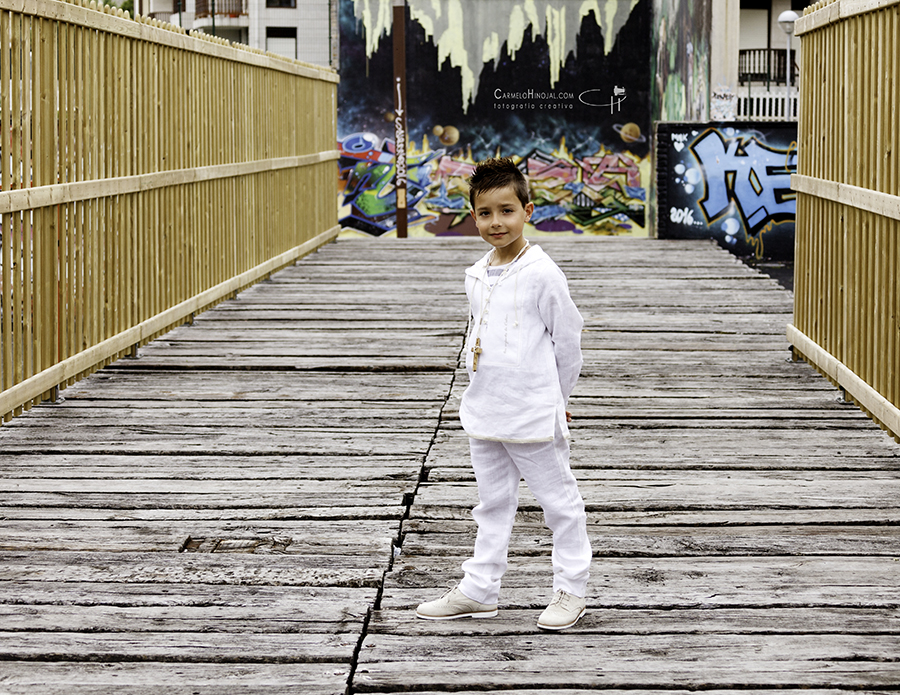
[471,338,483,372]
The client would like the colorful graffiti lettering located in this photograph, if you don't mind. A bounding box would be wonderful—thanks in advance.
[339,133,648,237]
[338,132,443,236]
[657,123,798,260]
[690,129,797,235]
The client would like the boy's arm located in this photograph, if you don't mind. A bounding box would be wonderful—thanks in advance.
[538,267,584,403]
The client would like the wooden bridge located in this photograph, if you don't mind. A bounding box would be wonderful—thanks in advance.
[1,237,898,694]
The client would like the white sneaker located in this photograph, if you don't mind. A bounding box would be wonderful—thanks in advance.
[537,590,586,630]
[415,586,498,620]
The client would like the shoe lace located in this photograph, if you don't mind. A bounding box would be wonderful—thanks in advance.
[549,590,572,608]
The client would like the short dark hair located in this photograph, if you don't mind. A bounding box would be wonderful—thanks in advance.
[468,157,530,209]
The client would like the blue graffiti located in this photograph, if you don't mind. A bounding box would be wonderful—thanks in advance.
[531,204,568,224]
[426,181,467,212]
[690,129,797,235]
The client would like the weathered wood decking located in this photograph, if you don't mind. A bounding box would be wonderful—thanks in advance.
[0,238,898,694]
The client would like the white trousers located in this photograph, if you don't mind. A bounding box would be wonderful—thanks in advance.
[458,427,591,605]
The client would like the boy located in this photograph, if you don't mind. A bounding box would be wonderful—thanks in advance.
[416,157,591,631]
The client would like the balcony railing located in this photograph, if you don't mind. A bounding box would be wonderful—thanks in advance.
[195,0,246,18]
[737,91,798,121]
[739,48,798,86]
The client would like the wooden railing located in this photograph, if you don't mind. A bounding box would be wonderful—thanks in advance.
[0,0,339,422]
[790,0,900,440]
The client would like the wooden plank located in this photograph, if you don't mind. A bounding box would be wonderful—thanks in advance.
[354,636,900,690]
[0,492,412,512]
[398,521,900,557]
[369,606,900,635]
[792,173,900,222]
[53,370,454,401]
[0,551,385,587]
[408,507,900,526]
[0,585,376,631]
[352,690,897,695]
[0,662,350,695]
[0,519,401,553]
[0,431,434,455]
[411,478,900,511]
[0,453,424,478]
[0,631,359,662]
[0,505,409,521]
[382,556,900,608]
[0,405,444,428]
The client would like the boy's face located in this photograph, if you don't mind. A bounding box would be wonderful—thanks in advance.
[470,185,534,259]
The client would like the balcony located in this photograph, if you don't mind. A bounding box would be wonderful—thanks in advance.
[195,0,247,18]
[739,48,798,87]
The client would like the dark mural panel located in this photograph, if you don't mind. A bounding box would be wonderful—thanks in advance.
[651,0,711,123]
[656,122,798,260]
[338,0,652,238]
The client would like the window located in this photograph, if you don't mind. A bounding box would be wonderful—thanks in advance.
[266,0,295,7]
[266,26,297,59]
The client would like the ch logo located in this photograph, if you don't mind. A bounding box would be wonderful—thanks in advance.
[579,86,626,113]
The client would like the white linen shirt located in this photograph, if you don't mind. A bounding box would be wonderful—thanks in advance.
[459,245,584,443]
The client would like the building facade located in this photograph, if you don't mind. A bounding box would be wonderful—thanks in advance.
[147,0,338,67]
[732,0,815,120]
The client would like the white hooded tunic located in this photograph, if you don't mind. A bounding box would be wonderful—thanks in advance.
[459,245,584,443]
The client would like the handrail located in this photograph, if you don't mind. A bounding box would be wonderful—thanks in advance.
[790,0,900,440]
[0,0,339,422]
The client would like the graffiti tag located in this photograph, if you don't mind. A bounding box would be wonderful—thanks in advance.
[669,207,695,225]
[690,129,797,235]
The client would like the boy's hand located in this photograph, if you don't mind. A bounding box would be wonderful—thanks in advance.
[566,411,573,423]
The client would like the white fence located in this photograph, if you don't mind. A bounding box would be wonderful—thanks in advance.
[737,91,799,121]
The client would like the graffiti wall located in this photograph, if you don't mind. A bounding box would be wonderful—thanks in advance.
[650,0,711,123]
[656,122,798,260]
[338,0,652,238]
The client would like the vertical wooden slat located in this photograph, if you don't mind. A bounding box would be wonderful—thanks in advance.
[892,7,900,408]
[64,16,75,379]
[45,15,60,398]
[21,15,34,403]
[89,18,99,360]
[10,11,23,415]
[114,27,124,338]
[74,20,85,368]
[1,8,11,418]
[134,29,144,335]
[145,33,156,322]
[102,26,113,344]
[894,6,900,197]
[32,15,44,382]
